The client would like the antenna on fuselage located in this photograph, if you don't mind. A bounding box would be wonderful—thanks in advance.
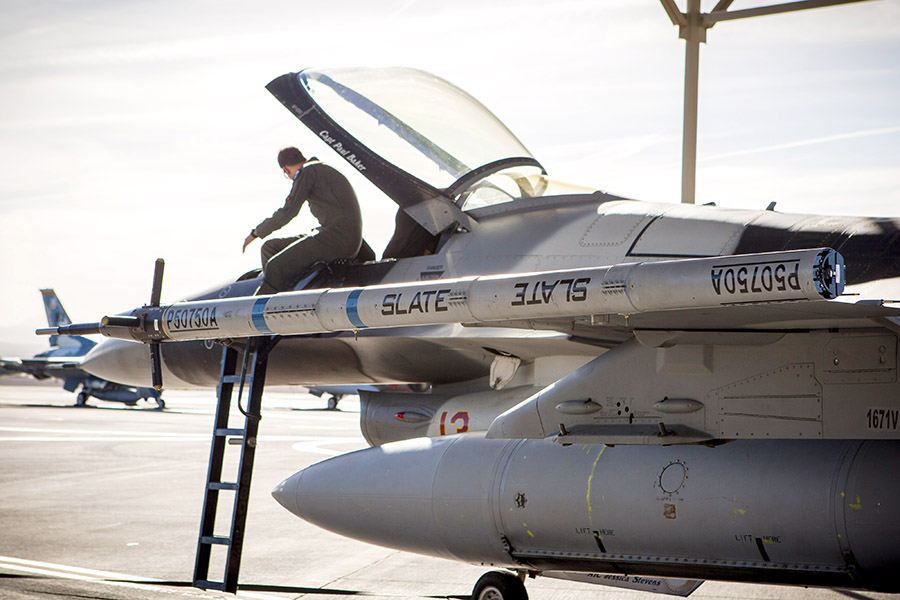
[147,258,165,390]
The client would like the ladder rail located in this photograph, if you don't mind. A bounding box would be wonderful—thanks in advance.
[222,337,270,591]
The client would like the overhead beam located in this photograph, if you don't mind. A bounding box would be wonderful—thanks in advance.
[660,0,688,26]
[704,0,871,24]
[711,0,736,12]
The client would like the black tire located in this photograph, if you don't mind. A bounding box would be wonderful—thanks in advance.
[76,392,88,407]
[471,571,528,600]
[327,395,339,411]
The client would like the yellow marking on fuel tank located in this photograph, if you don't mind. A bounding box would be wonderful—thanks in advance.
[733,508,747,516]
[586,445,607,526]
[523,523,534,538]
[849,496,862,510]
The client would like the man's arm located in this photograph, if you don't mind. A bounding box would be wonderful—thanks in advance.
[255,171,314,238]
[244,171,313,252]
[242,229,258,253]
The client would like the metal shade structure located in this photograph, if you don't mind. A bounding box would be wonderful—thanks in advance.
[659,0,874,204]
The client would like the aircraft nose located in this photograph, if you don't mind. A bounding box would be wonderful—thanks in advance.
[81,338,153,387]
[81,338,196,389]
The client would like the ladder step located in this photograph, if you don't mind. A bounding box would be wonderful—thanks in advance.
[194,580,227,591]
[208,482,238,491]
[200,535,232,546]
[215,428,245,437]
[221,374,254,384]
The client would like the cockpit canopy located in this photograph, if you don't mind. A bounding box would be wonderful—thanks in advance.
[301,68,532,191]
[267,67,593,234]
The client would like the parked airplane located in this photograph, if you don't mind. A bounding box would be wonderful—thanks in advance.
[44,66,900,599]
[2,289,164,408]
[305,387,351,411]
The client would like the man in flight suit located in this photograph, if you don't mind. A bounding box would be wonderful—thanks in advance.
[243,147,363,295]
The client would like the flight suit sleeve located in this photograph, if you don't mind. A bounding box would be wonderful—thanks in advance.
[253,170,315,238]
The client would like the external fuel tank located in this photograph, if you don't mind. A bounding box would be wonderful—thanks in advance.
[273,435,900,592]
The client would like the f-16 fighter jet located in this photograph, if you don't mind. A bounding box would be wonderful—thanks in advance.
[46,65,900,599]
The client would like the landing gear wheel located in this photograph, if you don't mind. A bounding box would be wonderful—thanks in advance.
[472,571,528,600]
[76,392,88,407]
[326,395,339,411]
[155,398,166,410]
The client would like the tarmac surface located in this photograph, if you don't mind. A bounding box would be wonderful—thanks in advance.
[0,382,896,600]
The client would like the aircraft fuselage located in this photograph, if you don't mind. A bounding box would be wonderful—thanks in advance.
[81,195,900,390]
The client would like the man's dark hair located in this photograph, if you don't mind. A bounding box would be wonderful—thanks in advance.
[277,147,305,168]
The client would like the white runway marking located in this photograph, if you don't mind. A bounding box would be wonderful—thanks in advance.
[0,426,363,453]
[290,439,361,456]
[0,555,284,599]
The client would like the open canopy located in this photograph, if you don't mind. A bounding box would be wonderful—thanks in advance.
[267,67,557,235]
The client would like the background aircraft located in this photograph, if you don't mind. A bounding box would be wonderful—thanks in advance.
[49,63,900,599]
[306,386,352,411]
[1,289,163,408]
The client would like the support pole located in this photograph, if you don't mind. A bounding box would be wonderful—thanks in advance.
[681,0,703,205]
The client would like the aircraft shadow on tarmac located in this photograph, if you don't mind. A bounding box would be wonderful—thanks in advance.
[0,573,362,597]
[13,402,177,413]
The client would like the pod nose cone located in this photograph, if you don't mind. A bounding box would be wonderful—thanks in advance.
[271,470,301,516]
[271,437,453,557]
[271,434,518,566]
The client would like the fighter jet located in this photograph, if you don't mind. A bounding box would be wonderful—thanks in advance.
[3,289,164,407]
[46,67,900,598]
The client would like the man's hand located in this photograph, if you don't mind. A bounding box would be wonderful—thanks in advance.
[242,232,256,253]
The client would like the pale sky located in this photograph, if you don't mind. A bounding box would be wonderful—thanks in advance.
[1,0,899,356]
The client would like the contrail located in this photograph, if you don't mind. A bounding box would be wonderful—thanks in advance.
[702,125,900,162]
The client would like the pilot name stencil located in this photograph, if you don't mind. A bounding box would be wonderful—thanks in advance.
[511,278,590,306]
[166,306,219,331]
[319,130,367,172]
[710,260,801,297]
[381,289,452,316]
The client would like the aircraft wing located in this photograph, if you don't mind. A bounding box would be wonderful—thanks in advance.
[0,358,29,377]
[0,356,82,380]
[468,290,900,344]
